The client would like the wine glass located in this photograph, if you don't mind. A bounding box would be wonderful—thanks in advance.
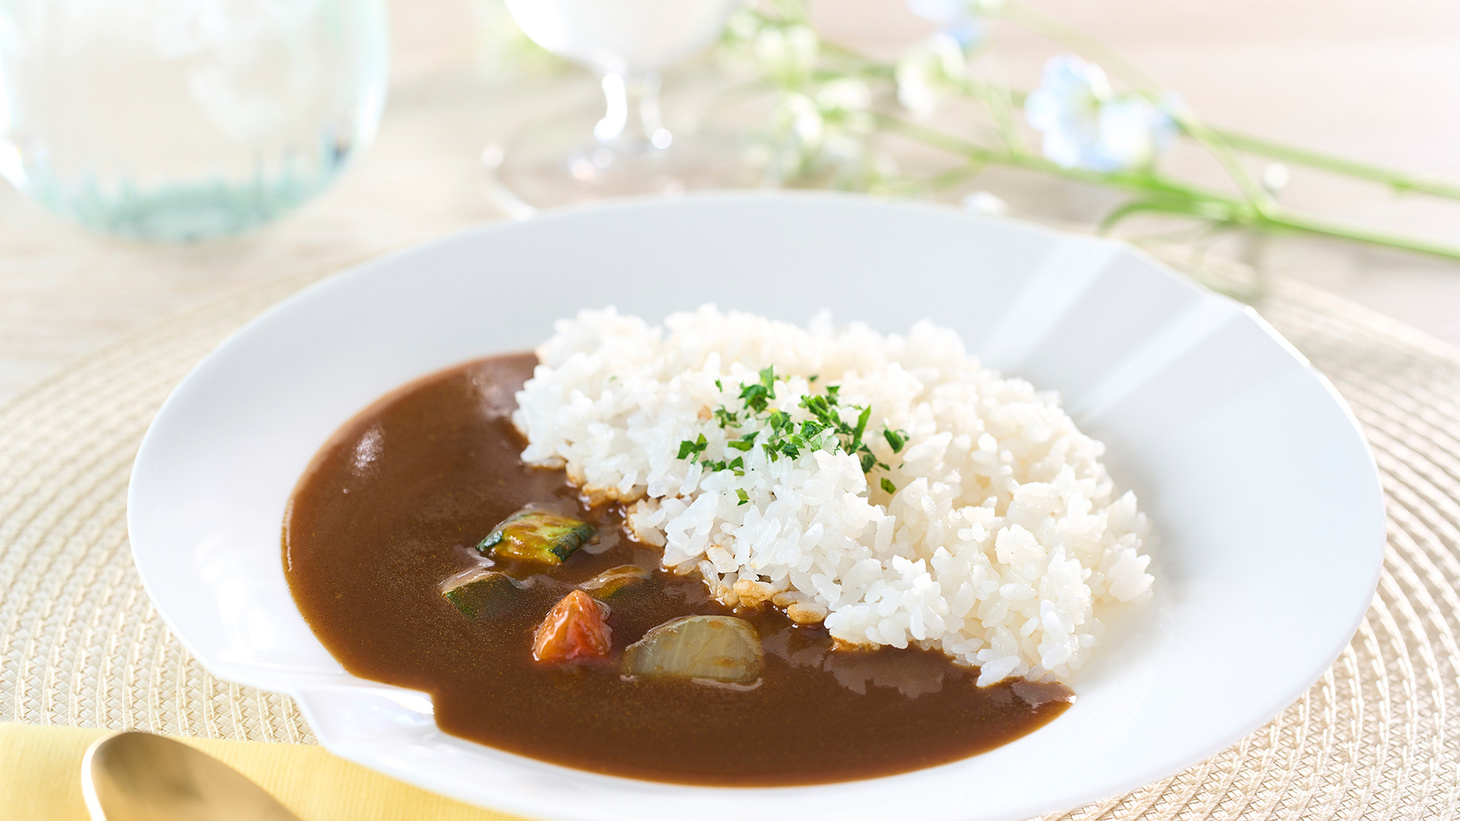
[487,0,747,214]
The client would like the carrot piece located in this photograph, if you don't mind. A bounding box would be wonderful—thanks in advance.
[532,590,612,663]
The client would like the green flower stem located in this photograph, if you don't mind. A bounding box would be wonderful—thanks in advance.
[876,113,1241,207]
[1205,130,1460,200]
[1250,209,1460,262]
[949,76,1028,154]
[918,161,988,194]
[925,67,1460,204]
[946,80,1460,204]
[817,40,895,75]
[905,68,1460,205]
[876,113,1460,263]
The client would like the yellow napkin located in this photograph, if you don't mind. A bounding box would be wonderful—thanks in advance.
[0,723,530,820]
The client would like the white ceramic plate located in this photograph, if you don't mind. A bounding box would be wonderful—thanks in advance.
[128,193,1384,821]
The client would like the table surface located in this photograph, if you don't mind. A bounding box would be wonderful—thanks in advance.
[2,0,1459,405]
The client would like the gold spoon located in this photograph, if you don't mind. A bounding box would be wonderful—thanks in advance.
[82,731,301,821]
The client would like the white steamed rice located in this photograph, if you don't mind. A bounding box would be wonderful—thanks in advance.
[513,306,1152,685]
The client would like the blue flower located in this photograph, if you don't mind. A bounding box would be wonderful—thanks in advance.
[907,0,999,49]
[1023,55,1176,172]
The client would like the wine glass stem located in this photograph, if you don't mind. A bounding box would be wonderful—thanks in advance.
[594,71,671,154]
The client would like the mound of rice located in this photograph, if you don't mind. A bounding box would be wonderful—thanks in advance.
[514,306,1152,685]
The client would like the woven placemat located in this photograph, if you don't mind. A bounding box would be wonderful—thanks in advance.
[1,264,1456,819]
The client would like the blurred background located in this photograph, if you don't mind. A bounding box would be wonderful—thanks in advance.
[2,0,1457,403]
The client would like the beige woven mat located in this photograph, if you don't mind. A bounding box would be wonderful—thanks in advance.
[1,265,1457,819]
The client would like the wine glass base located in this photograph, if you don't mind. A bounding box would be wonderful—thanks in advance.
[483,108,759,217]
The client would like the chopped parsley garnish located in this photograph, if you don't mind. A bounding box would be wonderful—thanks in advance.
[883,427,908,453]
[727,432,759,451]
[677,434,708,460]
[675,367,908,496]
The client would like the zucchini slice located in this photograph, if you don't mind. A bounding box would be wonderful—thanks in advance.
[478,508,595,565]
[441,568,523,620]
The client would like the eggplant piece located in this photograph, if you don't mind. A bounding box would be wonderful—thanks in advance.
[478,508,595,565]
[580,565,651,600]
[441,568,522,620]
[622,615,763,685]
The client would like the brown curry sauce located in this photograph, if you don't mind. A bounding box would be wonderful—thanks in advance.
[283,354,1073,786]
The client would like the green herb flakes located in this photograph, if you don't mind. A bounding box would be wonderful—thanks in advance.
[677,367,904,496]
[677,433,708,461]
[883,427,908,453]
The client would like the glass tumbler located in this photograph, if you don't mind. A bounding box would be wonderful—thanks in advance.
[0,0,388,241]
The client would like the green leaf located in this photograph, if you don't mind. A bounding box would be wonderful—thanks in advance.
[883,426,908,453]
[853,406,871,442]
[676,433,708,461]
[769,409,792,434]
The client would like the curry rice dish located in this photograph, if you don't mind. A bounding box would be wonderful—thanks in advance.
[284,309,1152,785]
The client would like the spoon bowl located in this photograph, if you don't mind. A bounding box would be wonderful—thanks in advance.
[82,731,300,821]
